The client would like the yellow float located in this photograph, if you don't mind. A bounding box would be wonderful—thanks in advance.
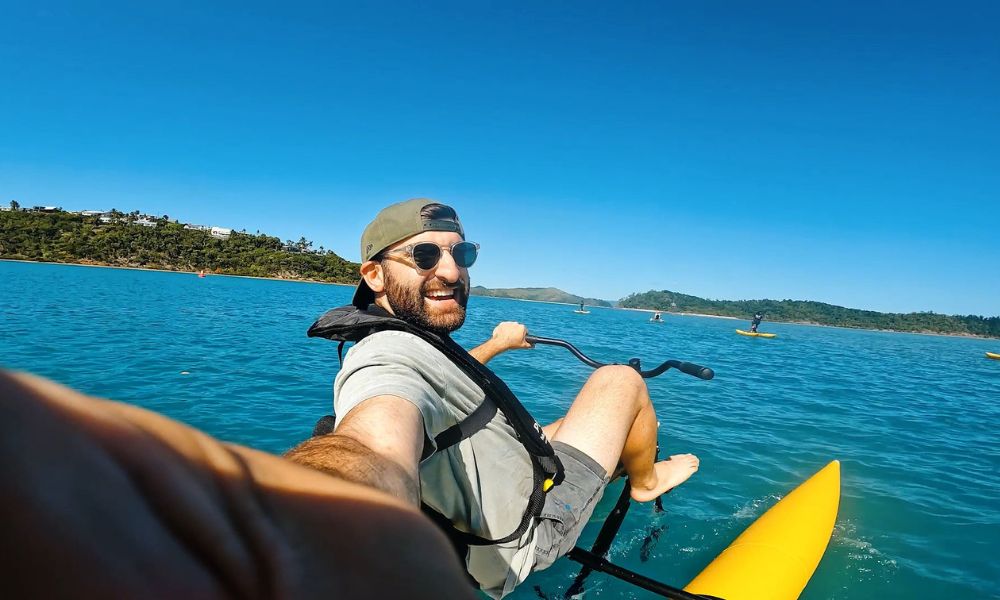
[684,460,840,600]
[736,329,777,338]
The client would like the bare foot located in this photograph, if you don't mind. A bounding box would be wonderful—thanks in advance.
[629,454,700,502]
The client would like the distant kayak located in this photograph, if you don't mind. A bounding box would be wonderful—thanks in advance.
[736,329,776,338]
[684,460,840,600]
[987,352,1000,360]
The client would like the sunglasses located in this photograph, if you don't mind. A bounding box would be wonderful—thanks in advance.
[381,241,480,272]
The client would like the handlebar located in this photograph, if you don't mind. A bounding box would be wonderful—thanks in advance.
[525,335,714,380]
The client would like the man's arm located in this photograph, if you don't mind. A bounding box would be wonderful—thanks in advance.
[469,321,533,364]
[0,370,475,599]
[285,395,425,506]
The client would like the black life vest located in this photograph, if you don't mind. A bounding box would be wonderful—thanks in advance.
[307,304,565,551]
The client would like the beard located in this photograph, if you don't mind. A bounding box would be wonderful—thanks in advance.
[383,270,469,335]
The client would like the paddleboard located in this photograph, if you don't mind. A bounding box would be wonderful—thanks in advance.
[736,329,776,338]
[987,352,1000,360]
[573,310,590,314]
[684,460,840,600]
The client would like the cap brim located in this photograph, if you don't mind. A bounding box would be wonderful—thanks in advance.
[352,278,375,308]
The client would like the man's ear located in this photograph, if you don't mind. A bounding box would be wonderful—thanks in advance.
[360,260,385,293]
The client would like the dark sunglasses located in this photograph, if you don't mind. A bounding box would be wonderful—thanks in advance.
[382,241,480,272]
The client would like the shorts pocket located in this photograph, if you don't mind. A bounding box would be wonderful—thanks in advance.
[537,479,592,558]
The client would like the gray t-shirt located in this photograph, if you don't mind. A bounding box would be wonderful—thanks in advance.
[333,330,538,598]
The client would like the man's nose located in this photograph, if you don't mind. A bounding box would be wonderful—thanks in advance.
[434,248,461,282]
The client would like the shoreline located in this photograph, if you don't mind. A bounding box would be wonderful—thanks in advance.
[0,258,356,288]
[4,258,996,340]
[624,307,740,320]
[471,294,613,309]
[617,306,998,340]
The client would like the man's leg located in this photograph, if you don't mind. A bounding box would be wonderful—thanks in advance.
[551,365,698,502]
[0,370,474,599]
[541,417,563,440]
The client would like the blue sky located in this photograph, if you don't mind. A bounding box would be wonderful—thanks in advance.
[2,1,997,316]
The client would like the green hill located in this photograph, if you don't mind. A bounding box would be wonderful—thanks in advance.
[0,209,359,283]
[471,286,612,307]
[620,289,999,338]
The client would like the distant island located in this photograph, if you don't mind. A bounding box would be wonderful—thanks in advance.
[3,206,996,338]
[621,289,1000,339]
[470,286,612,307]
[0,205,359,283]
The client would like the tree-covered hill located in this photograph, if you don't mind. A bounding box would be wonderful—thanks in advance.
[470,286,612,307]
[620,289,999,338]
[0,209,359,283]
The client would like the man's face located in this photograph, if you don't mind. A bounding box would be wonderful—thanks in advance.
[377,230,470,334]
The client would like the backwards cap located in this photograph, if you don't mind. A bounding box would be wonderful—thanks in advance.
[352,198,464,307]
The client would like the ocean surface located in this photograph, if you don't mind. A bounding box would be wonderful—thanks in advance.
[2,260,998,599]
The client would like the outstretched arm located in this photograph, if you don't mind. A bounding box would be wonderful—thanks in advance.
[0,370,473,599]
[285,395,424,506]
[469,321,533,364]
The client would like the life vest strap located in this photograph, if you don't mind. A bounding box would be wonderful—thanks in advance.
[434,397,497,452]
[421,458,547,547]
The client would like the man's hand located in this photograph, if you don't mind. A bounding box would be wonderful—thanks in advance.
[469,321,533,364]
[491,321,533,351]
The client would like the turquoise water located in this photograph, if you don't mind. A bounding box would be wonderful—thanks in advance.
[2,260,998,599]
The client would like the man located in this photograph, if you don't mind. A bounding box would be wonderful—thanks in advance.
[750,311,765,333]
[0,369,475,599]
[286,198,698,598]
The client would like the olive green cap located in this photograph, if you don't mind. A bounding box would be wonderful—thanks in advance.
[358,198,463,262]
[353,198,464,307]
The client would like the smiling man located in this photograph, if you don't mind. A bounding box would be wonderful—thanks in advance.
[286,198,699,598]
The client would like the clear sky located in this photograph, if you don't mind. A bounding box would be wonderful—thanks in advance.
[2,1,998,316]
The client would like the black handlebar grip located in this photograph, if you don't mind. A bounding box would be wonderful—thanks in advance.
[678,362,714,380]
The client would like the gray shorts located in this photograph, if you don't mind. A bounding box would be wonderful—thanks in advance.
[533,441,610,571]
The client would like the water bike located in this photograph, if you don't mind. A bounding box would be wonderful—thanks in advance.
[736,329,776,338]
[527,335,839,599]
